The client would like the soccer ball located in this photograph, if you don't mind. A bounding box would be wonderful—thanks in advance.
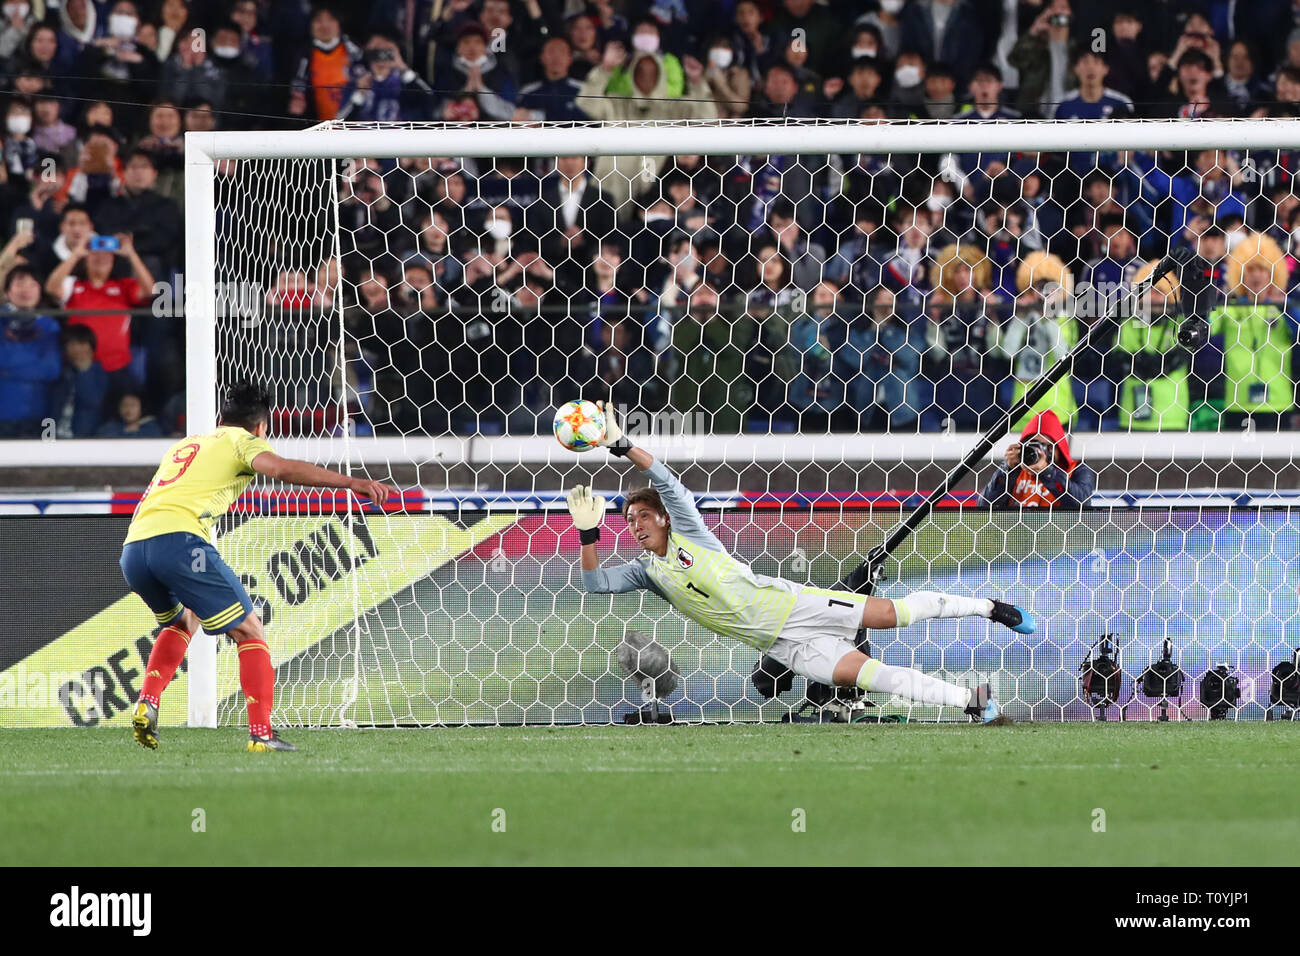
[554,400,606,452]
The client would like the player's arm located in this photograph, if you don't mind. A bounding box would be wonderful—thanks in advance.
[566,484,649,592]
[251,452,399,504]
[595,402,718,546]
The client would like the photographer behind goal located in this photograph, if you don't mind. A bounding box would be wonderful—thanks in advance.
[978,409,1096,508]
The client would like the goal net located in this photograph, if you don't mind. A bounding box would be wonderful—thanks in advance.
[187,118,1300,727]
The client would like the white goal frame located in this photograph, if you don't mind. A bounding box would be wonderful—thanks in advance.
[183,117,1300,727]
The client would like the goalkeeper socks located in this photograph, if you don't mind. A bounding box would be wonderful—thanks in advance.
[891,591,994,627]
[139,625,191,707]
[856,658,972,709]
[236,638,275,737]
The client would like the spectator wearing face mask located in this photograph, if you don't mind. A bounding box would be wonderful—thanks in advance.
[856,0,906,61]
[208,21,267,120]
[888,52,927,112]
[836,24,879,89]
[83,0,160,110]
[160,27,229,112]
[702,35,752,119]
[579,40,717,207]
[3,98,37,177]
[289,5,365,121]
[604,19,690,99]
[437,22,519,121]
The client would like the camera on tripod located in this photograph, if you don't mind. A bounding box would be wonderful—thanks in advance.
[1080,633,1124,720]
[1199,663,1241,720]
[1135,638,1185,721]
[1267,648,1300,720]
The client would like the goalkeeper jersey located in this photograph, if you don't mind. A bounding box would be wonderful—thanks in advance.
[124,426,274,545]
[581,460,799,652]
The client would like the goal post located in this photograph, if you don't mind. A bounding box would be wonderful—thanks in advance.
[185,118,1300,727]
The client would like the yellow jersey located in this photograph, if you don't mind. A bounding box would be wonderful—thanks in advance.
[124,426,274,545]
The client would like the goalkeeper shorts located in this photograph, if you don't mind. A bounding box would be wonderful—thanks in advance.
[765,586,868,684]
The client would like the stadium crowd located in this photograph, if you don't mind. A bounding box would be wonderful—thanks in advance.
[3,0,1300,439]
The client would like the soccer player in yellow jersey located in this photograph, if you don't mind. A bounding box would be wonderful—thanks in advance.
[569,405,1035,723]
[121,382,398,752]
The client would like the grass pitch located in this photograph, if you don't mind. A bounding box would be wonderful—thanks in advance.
[1,722,1296,866]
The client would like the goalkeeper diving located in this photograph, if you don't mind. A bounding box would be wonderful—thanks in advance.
[568,405,1035,722]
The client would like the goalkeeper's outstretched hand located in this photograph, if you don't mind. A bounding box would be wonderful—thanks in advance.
[595,400,633,457]
[566,485,606,539]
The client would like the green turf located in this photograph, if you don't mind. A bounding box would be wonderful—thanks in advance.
[1,723,1296,866]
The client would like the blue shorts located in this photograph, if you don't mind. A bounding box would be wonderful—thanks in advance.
[120,532,253,634]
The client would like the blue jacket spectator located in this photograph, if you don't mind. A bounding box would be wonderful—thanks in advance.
[1125,148,1249,241]
[95,391,163,437]
[832,288,928,431]
[337,36,434,122]
[786,284,842,418]
[51,324,108,438]
[0,272,61,437]
[517,37,588,121]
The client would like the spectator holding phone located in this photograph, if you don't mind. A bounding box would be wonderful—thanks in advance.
[979,410,1096,508]
[45,232,153,388]
[0,218,37,289]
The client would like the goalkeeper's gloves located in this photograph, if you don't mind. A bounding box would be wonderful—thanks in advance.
[566,484,606,545]
[595,400,633,457]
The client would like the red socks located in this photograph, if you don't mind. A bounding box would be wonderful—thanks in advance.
[139,625,275,737]
[139,625,191,707]
[236,638,274,737]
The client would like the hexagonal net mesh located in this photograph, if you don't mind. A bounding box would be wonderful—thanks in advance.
[201,119,1300,726]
